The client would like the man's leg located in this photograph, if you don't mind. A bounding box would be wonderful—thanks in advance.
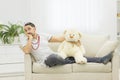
[85,57,101,63]
[45,51,114,67]
[100,51,114,64]
[45,54,66,67]
[65,57,76,64]
[85,51,114,64]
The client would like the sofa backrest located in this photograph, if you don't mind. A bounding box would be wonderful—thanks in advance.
[48,34,109,57]
[80,34,109,57]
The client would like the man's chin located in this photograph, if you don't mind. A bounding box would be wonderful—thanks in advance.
[31,34,34,36]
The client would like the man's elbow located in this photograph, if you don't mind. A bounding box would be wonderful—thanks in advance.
[24,51,30,54]
[23,48,31,54]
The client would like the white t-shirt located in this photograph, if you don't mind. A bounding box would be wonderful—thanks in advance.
[19,33,54,66]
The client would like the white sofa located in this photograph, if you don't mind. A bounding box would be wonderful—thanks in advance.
[24,34,120,80]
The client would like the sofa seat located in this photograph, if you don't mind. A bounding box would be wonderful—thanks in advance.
[72,62,111,73]
[33,63,72,73]
[33,62,111,73]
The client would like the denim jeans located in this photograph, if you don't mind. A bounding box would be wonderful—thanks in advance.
[44,54,102,67]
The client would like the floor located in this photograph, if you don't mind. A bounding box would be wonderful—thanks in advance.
[0,76,24,80]
[0,69,119,80]
[0,71,120,80]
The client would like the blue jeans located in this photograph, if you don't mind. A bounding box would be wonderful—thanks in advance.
[44,54,102,67]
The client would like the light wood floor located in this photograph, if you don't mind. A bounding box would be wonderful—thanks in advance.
[0,70,120,80]
[0,76,24,80]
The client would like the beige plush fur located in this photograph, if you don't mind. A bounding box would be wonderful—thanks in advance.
[58,30,87,64]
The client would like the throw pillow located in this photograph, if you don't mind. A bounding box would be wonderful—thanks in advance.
[95,40,119,57]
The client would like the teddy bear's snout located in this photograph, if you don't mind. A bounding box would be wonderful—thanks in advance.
[69,34,74,38]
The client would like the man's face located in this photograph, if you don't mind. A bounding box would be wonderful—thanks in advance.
[24,25,36,37]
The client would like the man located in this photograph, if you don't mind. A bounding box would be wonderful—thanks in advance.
[20,22,113,67]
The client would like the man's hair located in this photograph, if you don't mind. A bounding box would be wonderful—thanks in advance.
[24,22,35,27]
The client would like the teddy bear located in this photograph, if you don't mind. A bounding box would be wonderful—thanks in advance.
[57,29,87,64]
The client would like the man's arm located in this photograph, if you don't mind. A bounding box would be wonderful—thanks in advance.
[49,35,65,42]
[22,35,33,54]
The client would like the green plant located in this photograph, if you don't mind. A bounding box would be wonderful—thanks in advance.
[0,24,3,31]
[0,23,24,44]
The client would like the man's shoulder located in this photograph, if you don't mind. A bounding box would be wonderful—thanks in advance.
[38,32,52,41]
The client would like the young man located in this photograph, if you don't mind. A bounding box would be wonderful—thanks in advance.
[20,22,113,67]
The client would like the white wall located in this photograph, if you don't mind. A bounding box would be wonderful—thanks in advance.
[0,0,117,39]
[0,0,117,78]
[0,0,29,76]
[30,0,117,39]
[0,0,30,24]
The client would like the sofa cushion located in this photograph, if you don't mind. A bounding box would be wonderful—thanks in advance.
[33,62,72,73]
[81,34,109,57]
[72,62,111,73]
[33,62,111,73]
[95,40,119,57]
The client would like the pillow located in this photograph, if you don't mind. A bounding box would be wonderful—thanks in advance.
[95,40,119,57]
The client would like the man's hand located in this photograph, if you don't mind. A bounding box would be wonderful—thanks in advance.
[28,34,33,40]
[22,34,33,54]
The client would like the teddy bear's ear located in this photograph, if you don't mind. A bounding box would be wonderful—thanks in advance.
[78,32,82,38]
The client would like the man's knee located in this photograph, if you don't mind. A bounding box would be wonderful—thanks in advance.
[45,54,65,67]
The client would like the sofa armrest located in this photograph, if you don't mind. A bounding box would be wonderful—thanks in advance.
[24,54,32,80]
[112,51,120,80]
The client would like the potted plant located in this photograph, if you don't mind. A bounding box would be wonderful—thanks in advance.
[0,23,24,44]
[0,24,3,31]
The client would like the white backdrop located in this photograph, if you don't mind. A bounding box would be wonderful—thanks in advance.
[0,0,30,24]
[0,0,117,39]
[30,0,117,39]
